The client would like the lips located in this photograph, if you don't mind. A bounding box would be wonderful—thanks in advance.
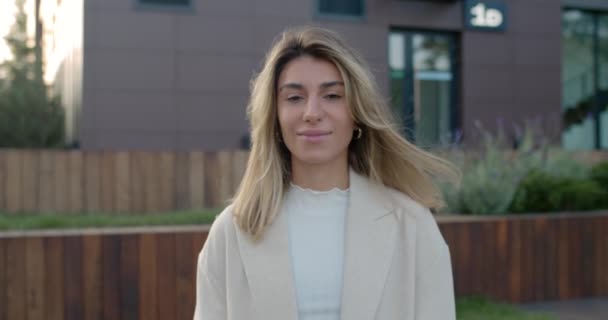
[296,130,331,142]
[297,130,331,137]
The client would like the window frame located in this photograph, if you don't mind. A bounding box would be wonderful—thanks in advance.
[315,0,366,21]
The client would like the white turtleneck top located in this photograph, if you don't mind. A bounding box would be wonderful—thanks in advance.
[285,183,349,320]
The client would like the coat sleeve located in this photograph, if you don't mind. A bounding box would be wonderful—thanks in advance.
[193,215,228,320]
[415,242,456,320]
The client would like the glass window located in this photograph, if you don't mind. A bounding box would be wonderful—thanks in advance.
[139,0,190,6]
[562,9,608,150]
[318,0,364,17]
[389,30,458,147]
[599,13,608,148]
[562,10,595,150]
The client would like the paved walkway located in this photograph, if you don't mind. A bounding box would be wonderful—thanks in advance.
[520,297,608,320]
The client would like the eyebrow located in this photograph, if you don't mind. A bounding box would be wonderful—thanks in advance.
[278,81,344,92]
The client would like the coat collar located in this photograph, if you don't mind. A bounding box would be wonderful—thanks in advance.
[235,169,415,320]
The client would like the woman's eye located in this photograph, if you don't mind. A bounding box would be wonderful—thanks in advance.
[287,96,303,102]
[325,94,342,100]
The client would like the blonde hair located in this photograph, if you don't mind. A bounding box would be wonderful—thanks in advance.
[232,26,460,241]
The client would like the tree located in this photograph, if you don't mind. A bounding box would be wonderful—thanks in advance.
[0,0,64,148]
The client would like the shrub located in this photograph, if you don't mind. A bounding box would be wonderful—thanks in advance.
[550,179,608,211]
[509,170,563,213]
[510,170,608,213]
[590,161,608,190]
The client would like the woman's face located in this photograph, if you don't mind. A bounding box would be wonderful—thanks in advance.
[276,55,355,167]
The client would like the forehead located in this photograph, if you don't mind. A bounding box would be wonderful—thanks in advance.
[277,55,343,86]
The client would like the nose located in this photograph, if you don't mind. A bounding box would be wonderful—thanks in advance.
[303,97,323,123]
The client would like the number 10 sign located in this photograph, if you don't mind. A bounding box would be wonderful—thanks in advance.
[464,0,507,31]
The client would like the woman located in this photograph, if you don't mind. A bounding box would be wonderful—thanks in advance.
[194,26,461,320]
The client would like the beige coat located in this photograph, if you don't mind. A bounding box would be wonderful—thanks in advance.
[194,170,456,320]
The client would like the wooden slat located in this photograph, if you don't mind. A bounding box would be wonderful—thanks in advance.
[0,239,6,320]
[54,151,69,213]
[6,150,23,213]
[130,152,145,214]
[120,235,139,320]
[144,153,161,213]
[582,216,595,297]
[521,218,535,302]
[38,150,55,213]
[157,233,176,320]
[6,238,26,320]
[100,152,116,213]
[68,151,84,213]
[231,150,248,193]
[176,233,195,320]
[45,237,65,320]
[138,234,158,320]
[571,217,582,298]
[494,220,509,300]
[0,151,6,210]
[84,152,101,213]
[533,218,546,302]
[189,152,205,209]
[115,152,131,213]
[25,237,45,320]
[83,235,102,320]
[174,152,190,210]
[469,222,483,296]
[558,217,570,300]
[21,150,39,213]
[545,218,558,300]
[456,222,471,297]
[481,221,496,300]
[601,216,608,295]
[102,236,121,320]
[217,151,233,206]
[599,216,608,295]
[159,152,176,212]
[204,152,220,208]
[64,236,84,320]
[508,219,522,302]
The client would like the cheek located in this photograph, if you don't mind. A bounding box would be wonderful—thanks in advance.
[277,106,293,135]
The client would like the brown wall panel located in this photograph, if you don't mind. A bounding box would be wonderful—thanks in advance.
[44,237,65,320]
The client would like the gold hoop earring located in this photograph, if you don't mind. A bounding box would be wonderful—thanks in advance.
[354,128,362,140]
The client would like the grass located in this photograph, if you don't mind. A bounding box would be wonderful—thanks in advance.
[0,208,221,231]
[457,297,555,320]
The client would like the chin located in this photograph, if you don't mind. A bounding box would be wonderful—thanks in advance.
[292,150,343,166]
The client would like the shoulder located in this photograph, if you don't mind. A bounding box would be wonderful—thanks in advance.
[383,187,448,253]
[201,205,238,253]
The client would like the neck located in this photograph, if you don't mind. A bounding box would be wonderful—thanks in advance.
[290,158,349,191]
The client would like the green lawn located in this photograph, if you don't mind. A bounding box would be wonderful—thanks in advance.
[0,209,221,231]
[457,297,555,320]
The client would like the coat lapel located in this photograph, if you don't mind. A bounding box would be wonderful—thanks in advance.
[235,204,298,320]
[340,170,399,320]
[235,169,407,320]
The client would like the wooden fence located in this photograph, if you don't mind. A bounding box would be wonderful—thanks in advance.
[1,149,607,215]
[0,150,249,214]
[0,226,209,320]
[0,212,607,320]
[438,212,608,303]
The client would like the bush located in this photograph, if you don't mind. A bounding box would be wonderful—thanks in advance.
[553,180,608,211]
[439,121,536,214]
[510,170,608,213]
[590,161,608,190]
[0,87,65,148]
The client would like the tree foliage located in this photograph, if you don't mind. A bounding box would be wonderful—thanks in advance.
[0,0,65,148]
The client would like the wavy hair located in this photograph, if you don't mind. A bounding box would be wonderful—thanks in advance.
[232,26,460,241]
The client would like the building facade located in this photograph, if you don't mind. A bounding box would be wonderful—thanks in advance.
[37,0,608,150]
